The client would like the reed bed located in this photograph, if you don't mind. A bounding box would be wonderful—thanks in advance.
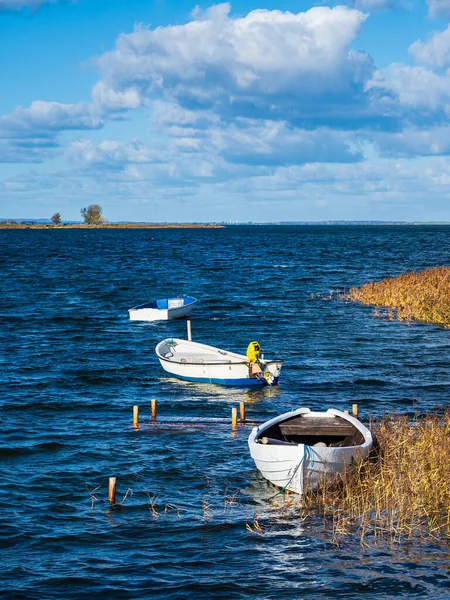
[348,266,450,327]
[299,411,450,545]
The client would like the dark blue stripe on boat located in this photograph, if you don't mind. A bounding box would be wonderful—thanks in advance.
[165,373,279,387]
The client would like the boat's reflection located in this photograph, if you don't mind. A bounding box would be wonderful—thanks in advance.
[158,376,282,403]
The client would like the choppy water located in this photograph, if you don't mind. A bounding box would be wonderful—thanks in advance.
[1,225,450,599]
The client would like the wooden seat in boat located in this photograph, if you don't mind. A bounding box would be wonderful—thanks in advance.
[279,416,355,437]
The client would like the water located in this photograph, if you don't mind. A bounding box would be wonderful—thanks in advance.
[1,225,450,599]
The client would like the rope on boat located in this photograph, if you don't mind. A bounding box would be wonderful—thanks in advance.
[268,444,314,500]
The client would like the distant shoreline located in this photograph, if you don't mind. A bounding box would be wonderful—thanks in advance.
[0,223,225,230]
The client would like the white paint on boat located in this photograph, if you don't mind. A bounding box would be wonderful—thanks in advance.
[155,338,282,387]
[128,296,196,322]
[248,408,373,494]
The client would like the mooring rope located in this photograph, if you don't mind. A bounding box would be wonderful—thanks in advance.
[268,444,314,500]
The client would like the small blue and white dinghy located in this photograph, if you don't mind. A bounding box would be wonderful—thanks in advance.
[155,339,282,387]
[248,408,373,494]
[128,296,197,322]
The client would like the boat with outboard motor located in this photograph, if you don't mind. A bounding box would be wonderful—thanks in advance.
[248,408,373,494]
[155,339,282,387]
[128,295,196,322]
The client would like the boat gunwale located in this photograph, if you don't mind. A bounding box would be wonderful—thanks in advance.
[250,408,372,448]
[129,296,197,312]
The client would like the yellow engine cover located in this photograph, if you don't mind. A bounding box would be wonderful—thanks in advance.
[246,341,260,363]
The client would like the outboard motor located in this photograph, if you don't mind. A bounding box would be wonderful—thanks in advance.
[246,341,261,363]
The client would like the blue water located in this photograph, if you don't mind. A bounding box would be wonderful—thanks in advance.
[1,225,450,599]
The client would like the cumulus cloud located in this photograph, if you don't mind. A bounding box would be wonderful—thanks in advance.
[0,81,143,162]
[91,82,141,112]
[410,26,450,69]
[367,63,450,120]
[97,4,371,123]
[66,139,162,168]
[209,119,363,165]
[0,100,103,163]
[0,100,102,136]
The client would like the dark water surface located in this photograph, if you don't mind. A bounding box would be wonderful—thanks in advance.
[1,225,450,599]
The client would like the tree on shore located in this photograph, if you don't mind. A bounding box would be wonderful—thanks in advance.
[81,204,104,225]
[51,213,62,225]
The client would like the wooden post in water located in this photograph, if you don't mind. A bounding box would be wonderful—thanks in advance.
[187,319,192,341]
[344,409,349,415]
[151,399,157,420]
[231,407,238,430]
[133,405,139,427]
[239,401,246,422]
[108,477,116,504]
[352,404,358,418]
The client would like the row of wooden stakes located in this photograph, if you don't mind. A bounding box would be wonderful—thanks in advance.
[131,399,247,429]
[131,401,359,429]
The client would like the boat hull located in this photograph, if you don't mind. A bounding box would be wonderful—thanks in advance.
[129,298,196,322]
[248,408,373,494]
[129,303,194,322]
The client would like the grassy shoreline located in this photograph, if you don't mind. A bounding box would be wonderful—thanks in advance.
[348,266,450,327]
[298,410,450,545]
[0,223,225,229]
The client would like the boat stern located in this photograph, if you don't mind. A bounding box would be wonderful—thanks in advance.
[260,360,283,386]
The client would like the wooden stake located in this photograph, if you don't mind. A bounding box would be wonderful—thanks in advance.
[344,409,349,415]
[352,403,358,418]
[239,401,245,422]
[108,477,116,504]
[231,407,237,430]
[187,319,192,341]
[133,405,139,427]
[151,398,157,420]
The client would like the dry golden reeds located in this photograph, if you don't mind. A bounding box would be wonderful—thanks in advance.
[300,411,450,545]
[348,266,450,327]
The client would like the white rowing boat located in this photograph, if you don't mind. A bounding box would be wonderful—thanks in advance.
[128,296,196,322]
[155,338,282,387]
[248,408,373,494]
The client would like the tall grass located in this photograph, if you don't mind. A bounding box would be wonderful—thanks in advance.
[348,266,450,327]
[299,411,450,545]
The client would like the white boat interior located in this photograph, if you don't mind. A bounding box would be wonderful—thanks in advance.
[131,296,195,311]
[157,339,248,364]
[256,411,365,448]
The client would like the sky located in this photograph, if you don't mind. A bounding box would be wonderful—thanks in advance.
[1,0,450,222]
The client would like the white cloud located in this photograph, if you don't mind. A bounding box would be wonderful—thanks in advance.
[91,82,141,112]
[209,119,363,165]
[97,5,371,120]
[410,26,450,69]
[426,0,450,17]
[0,100,102,136]
[368,63,450,113]
[66,139,162,168]
[0,100,103,163]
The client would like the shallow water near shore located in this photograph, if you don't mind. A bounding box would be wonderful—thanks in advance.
[1,225,450,599]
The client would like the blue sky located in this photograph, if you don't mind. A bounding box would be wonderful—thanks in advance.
[1,0,450,222]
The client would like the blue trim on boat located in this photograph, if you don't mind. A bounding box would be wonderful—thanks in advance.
[165,372,279,387]
[132,295,197,311]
